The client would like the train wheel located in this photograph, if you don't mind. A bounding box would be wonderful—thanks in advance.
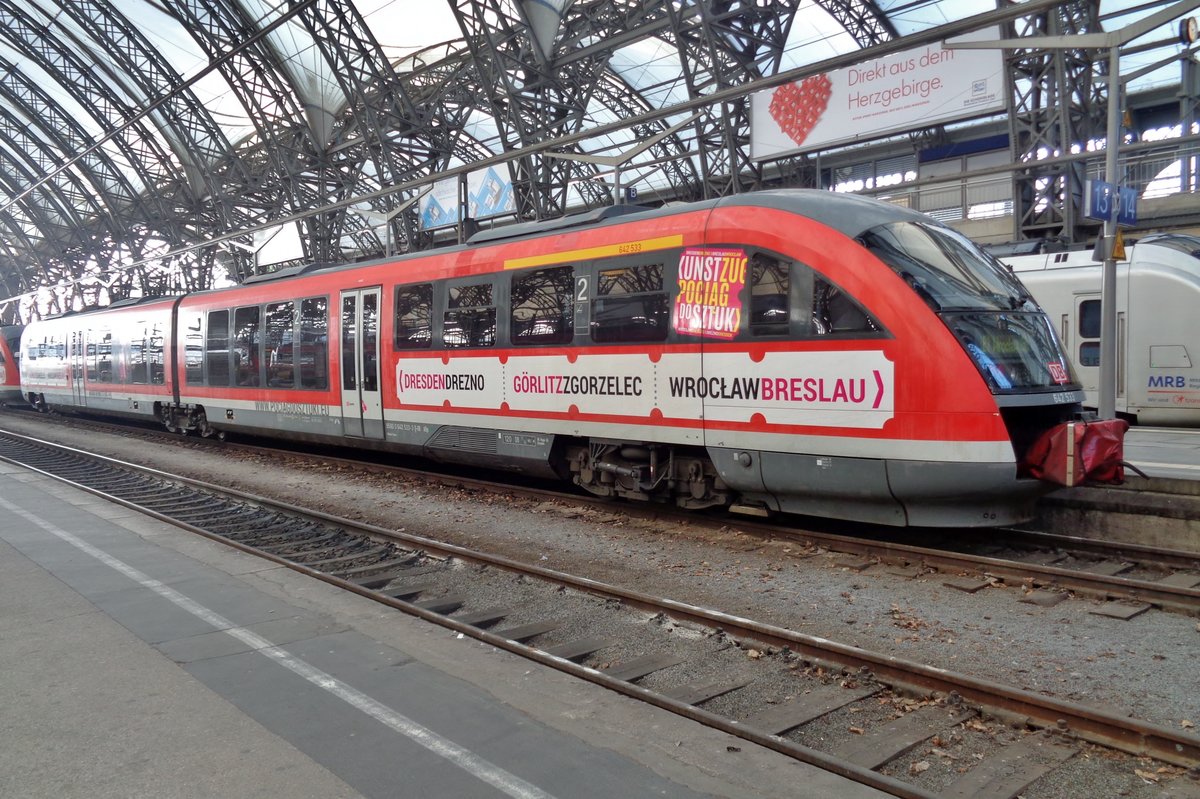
[158,403,183,434]
[190,407,220,439]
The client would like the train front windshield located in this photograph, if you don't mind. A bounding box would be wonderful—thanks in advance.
[858,221,1077,394]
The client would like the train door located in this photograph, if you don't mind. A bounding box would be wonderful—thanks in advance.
[1072,292,1128,414]
[71,330,87,407]
[339,287,385,439]
[1072,294,1101,407]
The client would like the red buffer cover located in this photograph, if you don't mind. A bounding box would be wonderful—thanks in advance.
[1021,419,1130,486]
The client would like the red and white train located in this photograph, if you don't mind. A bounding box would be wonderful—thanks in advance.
[1,324,23,405]
[18,190,1100,526]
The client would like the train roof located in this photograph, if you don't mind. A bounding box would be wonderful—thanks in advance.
[28,190,960,314]
[714,189,935,241]
[30,295,180,322]
[995,231,1200,273]
[463,189,941,249]
[466,203,659,245]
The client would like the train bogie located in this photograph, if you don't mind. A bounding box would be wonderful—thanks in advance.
[21,190,1108,526]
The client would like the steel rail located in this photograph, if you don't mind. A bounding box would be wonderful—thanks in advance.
[7,412,1200,613]
[1,427,1197,771]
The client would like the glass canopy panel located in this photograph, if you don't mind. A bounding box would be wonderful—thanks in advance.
[110,0,257,146]
[874,0,995,37]
[777,0,864,72]
[0,41,151,198]
[608,39,687,104]
[358,0,464,61]
[234,0,346,121]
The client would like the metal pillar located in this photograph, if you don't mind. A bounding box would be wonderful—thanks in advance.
[1098,46,1121,420]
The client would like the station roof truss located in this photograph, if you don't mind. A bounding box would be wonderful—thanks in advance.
[0,0,1194,323]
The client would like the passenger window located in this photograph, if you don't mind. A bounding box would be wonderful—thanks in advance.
[342,296,357,390]
[184,314,204,385]
[1078,300,1101,339]
[96,331,113,382]
[265,302,295,388]
[394,284,433,349]
[233,306,262,387]
[592,263,669,343]
[812,277,881,336]
[444,282,496,348]
[129,323,148,384]
[1079,342,1101,367]
[206,310,230,387]
[512,266,573,345]
[749,255,789,336]
[362,293,379,393]
[299,297,328,390]
[149,322,165,385]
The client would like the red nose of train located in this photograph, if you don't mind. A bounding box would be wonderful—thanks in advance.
[1020,418,1130,487]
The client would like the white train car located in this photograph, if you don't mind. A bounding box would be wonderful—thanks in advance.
[1002,233,1200,426]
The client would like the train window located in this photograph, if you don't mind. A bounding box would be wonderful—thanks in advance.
[265,302,295,389]
[233,306,262,387]
[206,310,230,387]
[1079,342,1101,367]
[96,331,113,383]
[858,221,1032,312]
[592,264,669,343]
[394,283,432,349]
[812,277,882,336]
[362,293,379,392]
[1078,300,1101,339]
[129,323,148,384]
[749,255,789,336]
[511,266,573,345]
[444,282,496,348]
[149,323,165,385]
[342,296,357,390]
[184,314,204,385]
[299,297,328,390]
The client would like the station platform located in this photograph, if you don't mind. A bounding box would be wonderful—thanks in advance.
[1122,426,1200,481]
[0,461,889,799]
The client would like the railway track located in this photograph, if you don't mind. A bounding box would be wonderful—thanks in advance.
[9,409,1200,617]
[2,426,1198,799]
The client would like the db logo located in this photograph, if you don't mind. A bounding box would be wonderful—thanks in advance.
[1047,362,1070,384]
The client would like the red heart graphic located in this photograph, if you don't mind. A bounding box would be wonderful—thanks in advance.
[769,74,832,147]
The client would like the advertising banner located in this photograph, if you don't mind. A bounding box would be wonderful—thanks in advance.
[467,166,516,221]
[418,177,460,231]
[750,28,1005,159]
[671,246,748,340]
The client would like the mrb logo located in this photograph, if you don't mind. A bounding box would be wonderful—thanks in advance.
[1148,375,1187,388]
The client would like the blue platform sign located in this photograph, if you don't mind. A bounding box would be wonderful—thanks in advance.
[1083,179,1137,227]
[1116,186,1138,227]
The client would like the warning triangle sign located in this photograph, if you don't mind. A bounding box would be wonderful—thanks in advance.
[1113,229,1127,261]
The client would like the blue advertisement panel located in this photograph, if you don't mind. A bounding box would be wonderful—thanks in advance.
[418,178,460,231]
[467,166,516,220]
